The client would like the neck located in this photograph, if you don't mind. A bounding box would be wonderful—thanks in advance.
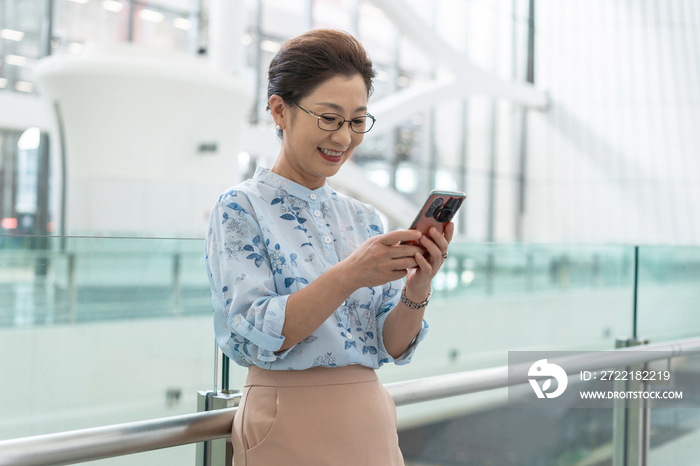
[270,151,325,190]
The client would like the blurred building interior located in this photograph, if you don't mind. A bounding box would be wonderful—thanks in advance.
[1,1,699,466]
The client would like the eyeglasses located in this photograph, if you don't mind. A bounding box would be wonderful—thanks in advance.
[294,102,376,134]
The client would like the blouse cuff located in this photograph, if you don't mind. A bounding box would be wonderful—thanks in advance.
[229,295,291,363]
[381,319,430,366]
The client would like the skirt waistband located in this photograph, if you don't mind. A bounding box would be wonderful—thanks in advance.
[245,364,378,387]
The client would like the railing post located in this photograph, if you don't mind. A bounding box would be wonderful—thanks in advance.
[526,251,534,291]
[195,390,239,466]
[196,342,240,466]
[67,253,76,323]
[612,337,651,466]
[485,251,494,295]
[172,252,182,315]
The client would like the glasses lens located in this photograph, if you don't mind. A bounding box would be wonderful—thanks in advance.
[357,116,375,133]
[318,114,343,131]
[349,116,368,133]
[316,113,374,133]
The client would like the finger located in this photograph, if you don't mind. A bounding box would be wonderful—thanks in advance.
[420,234,443,262]
[392,257,418,270]
[414,251,433,274]
[444,221,455,244]
[379,229,422,246]
[389,244,425,258]
[428,226,449,253]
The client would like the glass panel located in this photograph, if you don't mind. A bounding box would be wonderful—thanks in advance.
[380,242,635,443]
[0,235,220,466]
[313,0,352,31]
[637,245,700,342]
[648,353,700,465]
[357,1,396,66]
[0,129,24,227]
[0,235,211,326]
[400,404,613,466]
[398,35,432,76]
[7,235,697,466]
[54,0,126,51]
[0,0,43,94]
[261,0,308,38]
[131,3,195,52]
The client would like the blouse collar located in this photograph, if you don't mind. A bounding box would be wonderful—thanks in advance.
[253,165,333,203]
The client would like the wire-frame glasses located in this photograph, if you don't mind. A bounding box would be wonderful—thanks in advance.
[295,102,376,133]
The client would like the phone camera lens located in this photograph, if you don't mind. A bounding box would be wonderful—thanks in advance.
[435,209,453,222]
[425,197,444,218]
[444,198,461,210]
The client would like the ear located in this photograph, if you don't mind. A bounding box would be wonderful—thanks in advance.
[269,95,288,129]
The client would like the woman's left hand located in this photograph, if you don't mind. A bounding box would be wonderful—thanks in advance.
[403,222,455,302]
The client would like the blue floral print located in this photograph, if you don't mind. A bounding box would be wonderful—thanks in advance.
[205,166,429,370]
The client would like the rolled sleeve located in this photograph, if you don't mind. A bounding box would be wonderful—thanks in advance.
[205,195,295,367]
[377,314,429,365]
[228,294,289,360]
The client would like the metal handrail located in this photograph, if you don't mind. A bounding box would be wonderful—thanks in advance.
[2,335,700,466]
[0,408,239,466]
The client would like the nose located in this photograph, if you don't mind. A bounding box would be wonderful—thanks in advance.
[330,121,354,147]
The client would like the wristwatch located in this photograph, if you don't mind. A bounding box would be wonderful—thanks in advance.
[400,286,432,310]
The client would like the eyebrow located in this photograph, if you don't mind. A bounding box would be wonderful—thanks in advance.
[315,102,367,113]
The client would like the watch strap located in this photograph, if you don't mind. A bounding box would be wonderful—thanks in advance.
[400,286,432,310]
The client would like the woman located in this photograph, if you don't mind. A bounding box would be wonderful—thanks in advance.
[205,29,454,465]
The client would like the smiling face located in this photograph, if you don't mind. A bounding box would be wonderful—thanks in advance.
[269,73,369,190]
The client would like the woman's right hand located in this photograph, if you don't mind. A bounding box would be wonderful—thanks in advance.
[277,229,424,352]
[341,229,425,289]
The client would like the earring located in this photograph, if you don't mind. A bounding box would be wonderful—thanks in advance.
[275,124,282,130]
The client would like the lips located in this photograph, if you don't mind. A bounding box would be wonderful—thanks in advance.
[317,147,344,163]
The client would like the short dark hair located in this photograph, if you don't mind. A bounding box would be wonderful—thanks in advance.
[266,29,376,138]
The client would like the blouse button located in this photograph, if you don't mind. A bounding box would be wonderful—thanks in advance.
[309,193,317,200]
[324,236,332,244]
[232,315,242,325]
[346,332,353,340]
[314,210,321,217]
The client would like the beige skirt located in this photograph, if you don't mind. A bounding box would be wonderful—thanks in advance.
[232,364,404,466]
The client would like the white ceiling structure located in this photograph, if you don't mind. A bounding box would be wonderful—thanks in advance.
[4,0,549,235]
[239,0,548,228]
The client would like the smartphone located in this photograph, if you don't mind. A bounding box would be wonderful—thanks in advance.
[402,190,466,247]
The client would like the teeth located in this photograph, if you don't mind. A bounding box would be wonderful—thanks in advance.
[319,148,343,157]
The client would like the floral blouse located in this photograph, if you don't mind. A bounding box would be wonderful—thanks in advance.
[205,166,429,370]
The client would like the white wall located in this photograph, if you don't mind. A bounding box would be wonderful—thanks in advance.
[524,0,700,245]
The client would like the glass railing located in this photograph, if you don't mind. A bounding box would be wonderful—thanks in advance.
[0,235,210,327]
[1,235,699,466]
[0,237,637,328]
[637,245,700,342]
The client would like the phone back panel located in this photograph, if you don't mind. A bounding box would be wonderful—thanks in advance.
[405,191,465,247]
